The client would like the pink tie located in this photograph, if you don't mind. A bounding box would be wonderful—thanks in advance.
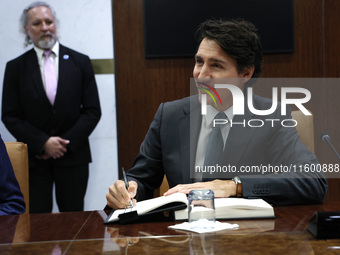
[43,50,57,105]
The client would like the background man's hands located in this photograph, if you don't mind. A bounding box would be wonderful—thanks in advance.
[38,136,70,159]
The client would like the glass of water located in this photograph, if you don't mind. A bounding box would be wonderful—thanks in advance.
[188,189,215,223]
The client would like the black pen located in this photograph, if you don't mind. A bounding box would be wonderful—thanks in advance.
[122,167,133,207]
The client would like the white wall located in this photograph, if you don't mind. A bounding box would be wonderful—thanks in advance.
[0,0,118,211]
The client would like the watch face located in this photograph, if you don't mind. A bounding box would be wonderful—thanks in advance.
[233,176,241,184]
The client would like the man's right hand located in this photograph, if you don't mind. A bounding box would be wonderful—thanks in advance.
[106,180,138,209]
[40,136,70,159]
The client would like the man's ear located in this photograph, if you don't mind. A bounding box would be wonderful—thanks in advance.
[240,65,255,83]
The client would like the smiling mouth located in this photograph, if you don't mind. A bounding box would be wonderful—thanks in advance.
[197,85,209,89]
[196,82,223,106]
[196,81,213,90]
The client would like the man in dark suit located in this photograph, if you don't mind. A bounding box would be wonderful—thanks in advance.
[106,19,327,209]
[2,2,101,213]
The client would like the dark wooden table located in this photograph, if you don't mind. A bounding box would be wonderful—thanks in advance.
[1,200,340,254]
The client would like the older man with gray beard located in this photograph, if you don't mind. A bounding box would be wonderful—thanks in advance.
[2,1,101,213]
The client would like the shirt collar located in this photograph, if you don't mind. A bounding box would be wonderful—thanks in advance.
[204,105,234,126]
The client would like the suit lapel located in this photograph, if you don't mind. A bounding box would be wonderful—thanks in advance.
[223,113,256,168]
[56,45,71,105]
[179,96,201,184]
[27,49,47,100]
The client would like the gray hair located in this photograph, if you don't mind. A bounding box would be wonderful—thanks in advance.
[20,1,59,47]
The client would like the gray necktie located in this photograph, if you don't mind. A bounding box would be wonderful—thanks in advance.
[203,111,227,173]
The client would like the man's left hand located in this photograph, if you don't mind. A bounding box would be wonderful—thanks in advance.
[164,179,237,198]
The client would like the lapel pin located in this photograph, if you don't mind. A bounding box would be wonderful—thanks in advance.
[63,54,69,60]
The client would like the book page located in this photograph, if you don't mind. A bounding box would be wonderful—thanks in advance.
[175,198,274,221]
[108,192,188,222]
[214,198,272,209]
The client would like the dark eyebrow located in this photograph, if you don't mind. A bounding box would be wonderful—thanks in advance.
[195,55,226,64]
[195,55,202,60]
[209,58,226,64]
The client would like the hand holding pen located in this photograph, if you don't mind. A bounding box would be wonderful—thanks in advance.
[122,167,134,208]
[106,167,137,209]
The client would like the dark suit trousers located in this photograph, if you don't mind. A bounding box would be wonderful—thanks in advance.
[29,161,89,213]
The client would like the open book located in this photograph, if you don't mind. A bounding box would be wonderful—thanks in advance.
[104,192,274,224]
[175,195,274,221]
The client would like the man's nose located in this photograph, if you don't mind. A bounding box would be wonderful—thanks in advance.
[197,65,212,79]
[42,22,49,31]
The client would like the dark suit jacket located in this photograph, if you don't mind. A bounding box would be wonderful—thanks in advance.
[126,95,327,206]
[2,44,101,167]
[0,134,25,215]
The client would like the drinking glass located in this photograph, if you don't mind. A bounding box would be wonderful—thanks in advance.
[188,189,215,223]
